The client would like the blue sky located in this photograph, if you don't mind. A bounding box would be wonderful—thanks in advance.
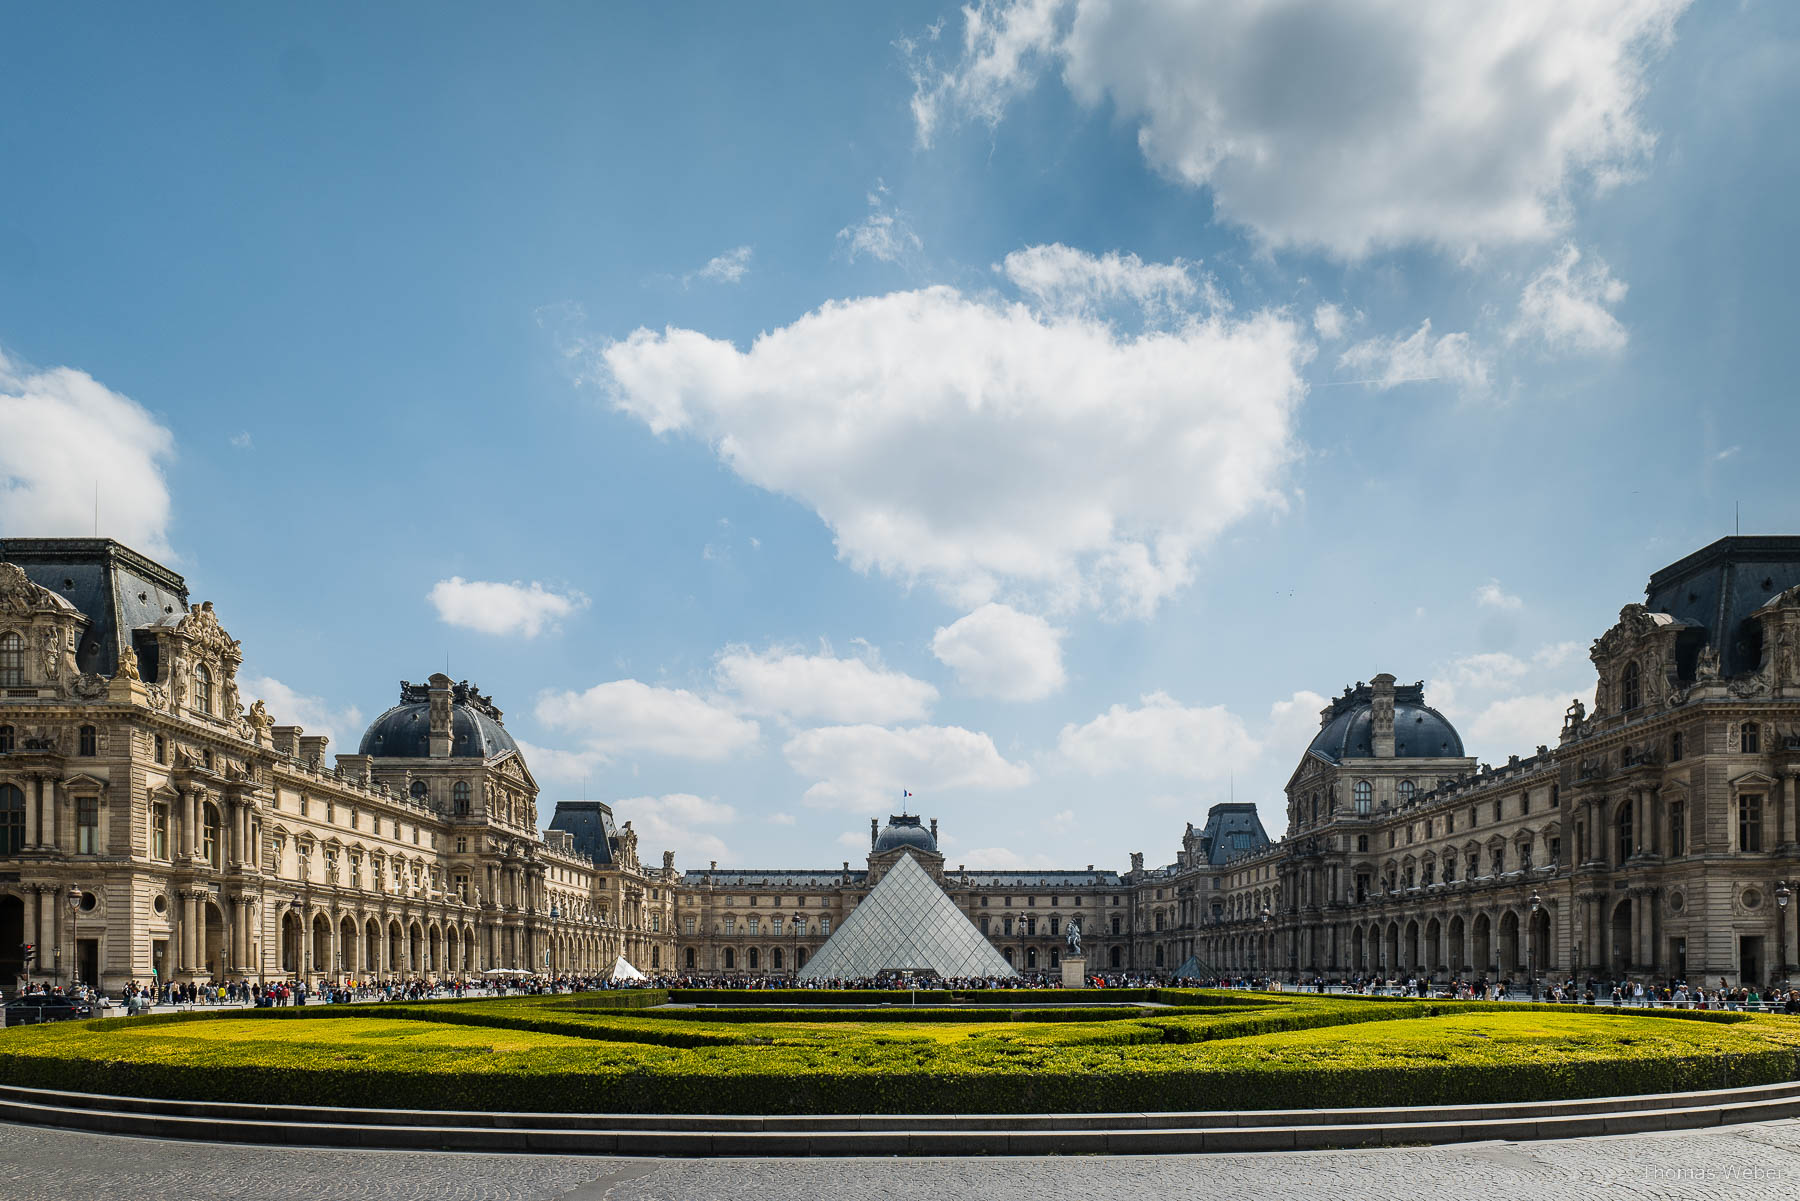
[3,1,1797,871]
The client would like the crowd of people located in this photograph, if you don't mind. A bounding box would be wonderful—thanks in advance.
[11,970,1800,1015]
[1171,972,1800,1013]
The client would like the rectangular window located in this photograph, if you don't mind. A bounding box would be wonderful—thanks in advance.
[154,734,166,764]
[78,726,96,756]
[1739,794,1764,853]
[747,918,760,935]
[684,917,695,935]
[1549,836,1561,863]
[819,917,830,935]
[152,805,169,859]
[1669,803,1685,857]
[771,918,783,935]
[76,796,99,854]
[1520,791,1530,815]
[724,918,735,935]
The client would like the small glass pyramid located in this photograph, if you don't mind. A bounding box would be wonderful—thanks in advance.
[797,850,1018,980]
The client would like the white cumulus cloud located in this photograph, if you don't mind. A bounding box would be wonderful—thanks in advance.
[1474,580,1523,610]
[690,245,753,286]
[912,0,1687,257]
[1339,320,1491,395]
[0,348,177,556]
[1058,691,1259,780]
[427,577,589,638]
[611,793,737,865]
[999,244,1201,321]
[238,674,365,754]
[535,679,760,762]
[783,724,1032,810]
[931,602,1066,701]
[591,252,1308,616]
[1508,243,1629,354]
[838,191,923,264]
[714,643,938,724]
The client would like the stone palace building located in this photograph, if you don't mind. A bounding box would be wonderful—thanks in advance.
[3,534,1798,991]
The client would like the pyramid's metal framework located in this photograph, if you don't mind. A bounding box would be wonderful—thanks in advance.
[796,851,1018,980]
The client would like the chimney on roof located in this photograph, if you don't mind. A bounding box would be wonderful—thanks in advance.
[271,725,301,758]
[929,818,937,842]
[428,673,453,758]
[870,817,878,850]
[1370,672,1397,758]
[298,734,329,770]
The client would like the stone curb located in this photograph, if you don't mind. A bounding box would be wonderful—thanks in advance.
[2,1081,1799,1156]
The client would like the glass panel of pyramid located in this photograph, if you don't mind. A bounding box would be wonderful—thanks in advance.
[797,851,1017,980]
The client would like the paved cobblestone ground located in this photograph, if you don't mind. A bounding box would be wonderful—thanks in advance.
[2,1119,1797,1200]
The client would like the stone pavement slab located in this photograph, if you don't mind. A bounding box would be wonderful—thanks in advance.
[2,1117,1798,1200]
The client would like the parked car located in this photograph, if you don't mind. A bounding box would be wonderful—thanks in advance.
[3,995,94,1026]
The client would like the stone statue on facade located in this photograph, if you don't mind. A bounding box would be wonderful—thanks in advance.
[1065,916,1082,957]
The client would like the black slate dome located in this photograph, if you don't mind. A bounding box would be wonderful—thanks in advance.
[1307,682,1464,762]
[873,814,937,854]
[358,680,519,759]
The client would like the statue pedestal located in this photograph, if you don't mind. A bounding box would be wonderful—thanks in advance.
[1061,955,1087,988]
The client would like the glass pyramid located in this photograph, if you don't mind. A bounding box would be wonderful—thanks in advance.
[797,851,1018,981]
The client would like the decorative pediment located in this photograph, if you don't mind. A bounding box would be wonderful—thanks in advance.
[175,601,242,661]
[1729,770,1778,791]
[0,563,53,615]
[63,772,108,792]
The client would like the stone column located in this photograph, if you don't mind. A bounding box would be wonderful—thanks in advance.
[40,778,55,850]
[35,886,53,974]
[23,775,37,846]
[181,892,197,973]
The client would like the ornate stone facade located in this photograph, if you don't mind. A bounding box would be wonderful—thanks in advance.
[0,539,676,990]
[13,534,1789,993]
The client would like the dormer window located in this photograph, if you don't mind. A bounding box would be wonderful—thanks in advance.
[1397,780,1415,803]
[194,665,213,715]
[0,632,23,686]
[1620,661,1641,712]
[453,781,471,815]
[1741,722,1760,754]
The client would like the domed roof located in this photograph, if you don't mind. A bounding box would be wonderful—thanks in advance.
[873,814,937,855]
[1307,681,1464,762]
[358,679,519,760]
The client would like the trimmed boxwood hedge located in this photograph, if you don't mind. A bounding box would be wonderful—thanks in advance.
[666,987,1173,1005]
[5,993,1795,1116]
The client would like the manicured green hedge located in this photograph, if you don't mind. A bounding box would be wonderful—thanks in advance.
[628,1006,1151,1023]
[666,987,1167,1005]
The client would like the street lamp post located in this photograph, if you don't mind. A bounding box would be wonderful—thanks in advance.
[66,885,82,994]
[1776,882,1791,989]
[1528,890,1542,1002]
[1259,904,1271,989]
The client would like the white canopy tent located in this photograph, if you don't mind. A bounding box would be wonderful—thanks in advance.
[609,956,647,983]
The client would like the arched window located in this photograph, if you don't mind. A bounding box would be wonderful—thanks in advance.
[1353,780,1373,813]
[0,783,24,855]
[1616,804,1633,864]
[1397,780,1415,803]
[1741,722,1760,754]
[1109,946,1121,969]
[0,724,13,754]
[0,631,23,686]
[1620,661,1641,711]
[203,803,222,868]
[79,725,96,757]
[724,948,735,969]
[410,780,429,801]
[194,665,213,715]
[453,781,471,814]
[685,947,695,968]
[772,946,783,969]
[651,946,660,968]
